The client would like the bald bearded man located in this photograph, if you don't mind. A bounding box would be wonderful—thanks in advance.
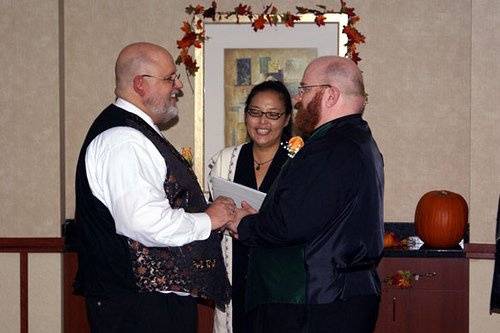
[231,56,384,333]
[74,42,233,333]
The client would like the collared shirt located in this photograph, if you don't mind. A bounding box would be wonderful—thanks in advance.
[85,98,211,248]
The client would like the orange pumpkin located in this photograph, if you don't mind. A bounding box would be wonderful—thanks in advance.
[415,190,468,248]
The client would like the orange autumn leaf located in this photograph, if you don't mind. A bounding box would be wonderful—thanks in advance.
[385,270,413,289]
[180,21,191,33]
[203,1,217,20]
[183,54,199,76]
[340,0,356,18]
[252,15,266,31]
[350,51,361,64]
[349,15,360,25]
[176,32,197,49]
[315,14,326,26]
[235,4,250,16]
[178,48,189,59]
[185,4,204,15]
[343,25,365,44]
[194,4,204,14]
[283,12,300,28]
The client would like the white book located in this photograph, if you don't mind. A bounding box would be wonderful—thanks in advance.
[209,176,266,211]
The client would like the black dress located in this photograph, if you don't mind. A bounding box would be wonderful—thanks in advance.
[231,141,288,333]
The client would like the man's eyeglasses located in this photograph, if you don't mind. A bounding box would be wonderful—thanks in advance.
[297,84,331,96]
[141,73,180,87]
[246,108,285,120]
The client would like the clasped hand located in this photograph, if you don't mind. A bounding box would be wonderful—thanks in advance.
[206,197,256,238]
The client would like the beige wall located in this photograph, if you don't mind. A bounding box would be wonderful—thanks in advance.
[469,1,500,330]
[1,0,498,332]
[0,0,60,237]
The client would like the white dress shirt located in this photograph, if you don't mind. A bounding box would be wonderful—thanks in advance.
[85,98,211,248]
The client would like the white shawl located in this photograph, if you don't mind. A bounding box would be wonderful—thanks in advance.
[208,144,243,333]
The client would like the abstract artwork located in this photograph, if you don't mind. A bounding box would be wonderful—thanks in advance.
[224,48,317,146]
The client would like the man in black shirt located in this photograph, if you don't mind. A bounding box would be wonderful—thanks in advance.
[231,56,384,333]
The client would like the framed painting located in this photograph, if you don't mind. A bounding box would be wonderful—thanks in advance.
[194,13,348,188]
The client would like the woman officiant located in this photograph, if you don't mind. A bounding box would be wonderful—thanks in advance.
[208,80,299,333]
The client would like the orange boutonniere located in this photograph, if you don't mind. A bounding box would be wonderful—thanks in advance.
[181,147,194,167]
[282,136,304,158]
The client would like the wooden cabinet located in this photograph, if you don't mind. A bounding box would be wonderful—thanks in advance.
[374,257,468,333]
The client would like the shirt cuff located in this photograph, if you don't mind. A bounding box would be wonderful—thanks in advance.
[191,212,211,241]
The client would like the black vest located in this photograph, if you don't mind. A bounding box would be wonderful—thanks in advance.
[74,104,230,308]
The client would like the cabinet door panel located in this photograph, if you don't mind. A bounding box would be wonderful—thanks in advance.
[408,290,468,333]
[374,289,409,333]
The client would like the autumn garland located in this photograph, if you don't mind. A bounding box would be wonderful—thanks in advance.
[176,0,365,76]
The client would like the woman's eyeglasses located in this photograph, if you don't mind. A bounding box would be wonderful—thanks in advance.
[246,108,285,120]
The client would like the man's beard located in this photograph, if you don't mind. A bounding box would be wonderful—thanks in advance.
[294,90,323,136]
[146,96,179,125]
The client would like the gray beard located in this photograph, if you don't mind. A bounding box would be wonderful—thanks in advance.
[154,105,178,124]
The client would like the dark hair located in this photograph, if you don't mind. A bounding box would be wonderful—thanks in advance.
[244,80,293,139]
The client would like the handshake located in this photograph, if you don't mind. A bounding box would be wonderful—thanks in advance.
[205,196,256,238]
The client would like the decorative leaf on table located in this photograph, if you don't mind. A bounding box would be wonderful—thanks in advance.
[385,270,413,289]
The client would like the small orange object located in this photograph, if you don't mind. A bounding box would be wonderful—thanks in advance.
[181,147,193,166]
[288,136,304,151]
[383,231,400,248]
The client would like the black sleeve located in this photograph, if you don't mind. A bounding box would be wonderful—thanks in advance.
[238,142,363,247]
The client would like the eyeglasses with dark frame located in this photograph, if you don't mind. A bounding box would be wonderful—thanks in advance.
[141,73,180,87]
[297,84,332,96]
[246,108,286,120]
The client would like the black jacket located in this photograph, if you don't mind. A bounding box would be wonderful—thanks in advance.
[239,114,384,305]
